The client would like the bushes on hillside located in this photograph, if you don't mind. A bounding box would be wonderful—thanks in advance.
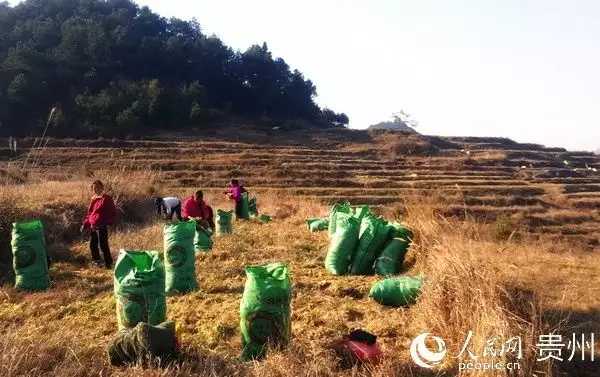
[0,1,349,137]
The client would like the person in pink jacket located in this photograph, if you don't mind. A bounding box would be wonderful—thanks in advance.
[224,179,244,219]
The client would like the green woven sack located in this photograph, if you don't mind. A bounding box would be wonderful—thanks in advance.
[114,250,166,329]
[194,227,213,252]
[108,321,178,366]
[216,209,233,235]
[11,220,49,291]
[369,275,425,307]
[374,223,413,276]
[163,221,198,294]
[328,202,352,237]
[248,197,258,217]
[240,263,292,361]
[238,192,250,220]
[306,218,328,232]
[349,213,391,275]
[352,205,371,222]
[325,212,359,275]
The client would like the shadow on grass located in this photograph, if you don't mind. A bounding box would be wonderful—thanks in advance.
[542,307,600,377]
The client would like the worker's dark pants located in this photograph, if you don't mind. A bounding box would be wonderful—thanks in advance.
[207,206,215,229]
[171,203,183,221]
[235,200,243,220]
[90,226,112,267]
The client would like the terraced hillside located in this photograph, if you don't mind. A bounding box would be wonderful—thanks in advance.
[1,129,599,249]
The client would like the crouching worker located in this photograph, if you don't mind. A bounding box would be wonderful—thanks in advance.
[80,180,117,269]
[182,190,215,231]
[155,196,183,221]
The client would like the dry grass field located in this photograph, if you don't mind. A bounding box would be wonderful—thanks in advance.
[0,129,599,376]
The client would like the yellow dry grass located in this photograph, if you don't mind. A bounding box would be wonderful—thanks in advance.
[468,151,508,162]
[0,171,599,377]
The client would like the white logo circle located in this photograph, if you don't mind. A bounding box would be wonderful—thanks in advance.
[410,333,447,369]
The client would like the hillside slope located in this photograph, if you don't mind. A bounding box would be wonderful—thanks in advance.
[1,131,600,377]
[1,129,599,249]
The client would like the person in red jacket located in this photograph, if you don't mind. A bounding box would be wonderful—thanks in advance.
[80,180,117,269]
[182,190,215,230]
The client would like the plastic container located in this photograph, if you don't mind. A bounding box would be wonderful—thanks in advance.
[344,340,383,363]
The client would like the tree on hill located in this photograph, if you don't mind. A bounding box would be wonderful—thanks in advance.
[368,110,419,132]
[0,0,348,137]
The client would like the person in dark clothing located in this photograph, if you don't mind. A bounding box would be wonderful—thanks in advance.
[240,181,248,195]
[155,197,183,221]
[206,205,215,230]
[80,180,117,269]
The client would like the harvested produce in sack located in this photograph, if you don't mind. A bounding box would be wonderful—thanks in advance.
[248,197,258,217]
[349,213,391,275]
[240,262,292,361]
[325,212,360,275]
[328,202,351,236]
[108,321,178,366]
[11,220,49,291]
[239,192,250,220]
[216,209,233,235]
[369,275,425,307]
[163,221,198,294]
[374,222,413,276]
[114,250,166,329]
[306,217,328,232]
[194,227,213,252]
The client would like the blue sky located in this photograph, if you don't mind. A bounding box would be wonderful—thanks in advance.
[8,0,600,151]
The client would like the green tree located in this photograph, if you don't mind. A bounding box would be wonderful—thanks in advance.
[0,0,347,136]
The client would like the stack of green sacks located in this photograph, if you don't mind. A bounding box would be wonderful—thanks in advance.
[323,203,413,276]
[328,202,352,236]
[114,250,167,329]
[11,220,50,291]
[350,211,391,275]
[374,222,413,276]
[163,221,199,294]
[325,212,359,275]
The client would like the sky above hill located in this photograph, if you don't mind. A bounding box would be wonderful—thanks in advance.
[8,0,600,151]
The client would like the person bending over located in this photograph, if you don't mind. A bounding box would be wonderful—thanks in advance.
[155,196,183,221]
[182,190,215,230]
